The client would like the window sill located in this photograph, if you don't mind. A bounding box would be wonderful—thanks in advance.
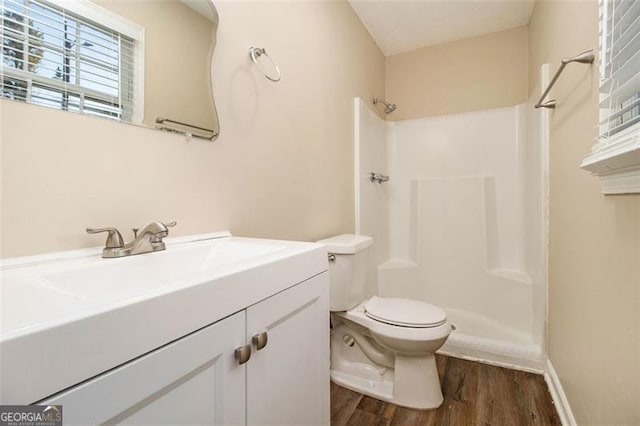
[581,129,640,194]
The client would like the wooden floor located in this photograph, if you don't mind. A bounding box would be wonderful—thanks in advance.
[330,355,559,426]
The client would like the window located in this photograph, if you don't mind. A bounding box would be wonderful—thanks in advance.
[1,0,142,122]
[581,0,640,194]
[599,0,640,141]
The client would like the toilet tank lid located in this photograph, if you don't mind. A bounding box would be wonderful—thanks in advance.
[316,234,373,254]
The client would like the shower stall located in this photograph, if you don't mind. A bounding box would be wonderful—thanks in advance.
[354,93,548,370]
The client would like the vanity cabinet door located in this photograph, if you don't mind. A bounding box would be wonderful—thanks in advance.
[42,312,246,426]
[246,272,330,425]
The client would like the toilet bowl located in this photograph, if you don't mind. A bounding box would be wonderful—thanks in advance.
[317,234,451,410]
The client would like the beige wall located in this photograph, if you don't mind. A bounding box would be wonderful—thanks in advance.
[0,0,384,257]
[529,1,640,424]
[3,3,639,422]
[94,0,218,130]
[385,26,529,120]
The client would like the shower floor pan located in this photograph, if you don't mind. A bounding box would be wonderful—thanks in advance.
[439,308,544,373]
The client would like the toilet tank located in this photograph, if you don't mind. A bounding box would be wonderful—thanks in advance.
[316,234,373,312]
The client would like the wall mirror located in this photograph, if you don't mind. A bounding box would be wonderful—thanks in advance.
[1,0,219,140]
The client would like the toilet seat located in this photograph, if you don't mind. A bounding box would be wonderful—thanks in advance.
[338,299,451,349]
[364,296,447,328]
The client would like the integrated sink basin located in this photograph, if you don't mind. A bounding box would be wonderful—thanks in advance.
[2,234,287,332]
[0,231,327,404]
[42,239,285,299]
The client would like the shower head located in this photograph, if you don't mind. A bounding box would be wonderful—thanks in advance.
[373,98,397,115]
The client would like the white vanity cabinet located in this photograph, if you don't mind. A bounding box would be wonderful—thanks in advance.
[42,273,329,425]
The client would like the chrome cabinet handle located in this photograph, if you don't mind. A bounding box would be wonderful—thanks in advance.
[328,254,336,262]
[252,332,268,350]
[234,345,251,365]
[86,227,124,248]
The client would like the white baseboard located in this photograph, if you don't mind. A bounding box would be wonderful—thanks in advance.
[544,359,577,426]
[438,332,545,373]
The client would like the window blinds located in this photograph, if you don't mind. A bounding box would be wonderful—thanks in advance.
[1,0,135,120]
[599,0,640,142]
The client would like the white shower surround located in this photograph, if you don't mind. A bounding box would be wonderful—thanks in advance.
[354,97,548,371]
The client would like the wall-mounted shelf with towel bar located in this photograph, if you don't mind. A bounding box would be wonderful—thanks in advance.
[155,117,218,141]
[535,49,595,109]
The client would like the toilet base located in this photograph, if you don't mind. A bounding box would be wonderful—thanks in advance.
[330,354,443,410]
[331,369,394,402]
[331,321,444,410]
[393,354,443,409]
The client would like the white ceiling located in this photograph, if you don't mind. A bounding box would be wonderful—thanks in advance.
[348,0,535,56]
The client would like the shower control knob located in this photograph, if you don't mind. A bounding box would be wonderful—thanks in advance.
[370,172,390,184]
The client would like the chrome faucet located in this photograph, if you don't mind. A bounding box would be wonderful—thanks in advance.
[87,221,176,258]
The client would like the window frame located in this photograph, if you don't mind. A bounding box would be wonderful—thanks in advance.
[1,0,145,123]
[581,0,640,194]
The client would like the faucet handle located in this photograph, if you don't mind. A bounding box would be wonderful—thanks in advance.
[146,221,177,244]
[86,227,124,248]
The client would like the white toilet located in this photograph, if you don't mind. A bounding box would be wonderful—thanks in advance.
[317,234,451,410]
